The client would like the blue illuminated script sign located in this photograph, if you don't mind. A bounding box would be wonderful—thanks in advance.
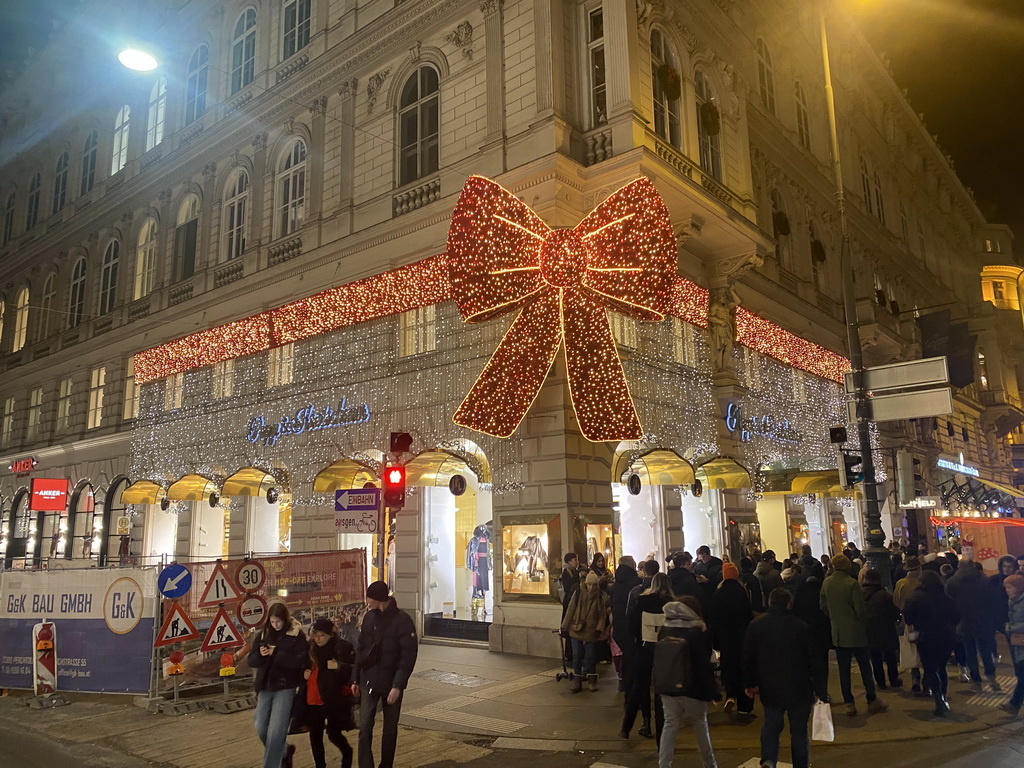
[725,402,802,444]
[246,398,371,447]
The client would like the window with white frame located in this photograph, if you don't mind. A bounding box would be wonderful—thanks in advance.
[695,69,722,181]
[398,306,437,357]
[57,377,73,431]
[186,45,209,125]
[283,0,311,59]
[756,38,776,115]
[124,357,139,420]
[40,273,56,338]
[398,68,440,186]
[173,195,199,281]
[268,343,295,387]
[650,29,681,148]
[587,8,606,127]
[111,105,130,174]
[163,371,184,410]
[671,317,698,368]
[52,152,69,215]
[26,388,42,440]
[795,81,811,151]
[791,368,807,404]
[146,78,167,151]
[212,358,235,398]
[2,192,14,244]
[873,172,886,225]
[80,131,98,196]
[224,170,249,260]
[276,140,306,237]
[87,367,105,429]
[608,311,637,348]
[99,240,120,315]
[68,257,87,328]
[1,397,14,447]
[25,173,41,229]
[231,9,257,95]
[134,218,158,299]
[13,286,29,352]
[743,347,763,389]
[860,157,872,213]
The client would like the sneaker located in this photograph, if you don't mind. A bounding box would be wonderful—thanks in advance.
[845,702,857,716]
[969,681,984,694]
[618,729,629,739]
[988,678,1003,693]
[959,668,972,683]
[868,698,888,714]
[724,698,737,715]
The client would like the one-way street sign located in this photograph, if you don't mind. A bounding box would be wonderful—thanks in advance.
[335,488,380,512]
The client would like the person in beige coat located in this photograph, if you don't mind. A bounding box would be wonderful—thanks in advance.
[561,571,610,692]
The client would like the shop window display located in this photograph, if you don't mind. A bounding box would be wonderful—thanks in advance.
[727,519,762,563]
[501,515,560,601]
[613,483,665,564]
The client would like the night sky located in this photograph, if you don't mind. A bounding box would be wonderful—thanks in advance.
[1,0,1021,243]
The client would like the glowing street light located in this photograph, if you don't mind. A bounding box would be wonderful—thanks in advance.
[117,48,159,71]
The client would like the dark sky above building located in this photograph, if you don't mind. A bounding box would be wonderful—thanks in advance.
[1,0,1021,245]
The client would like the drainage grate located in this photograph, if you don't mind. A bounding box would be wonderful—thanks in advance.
[414,669,494,687]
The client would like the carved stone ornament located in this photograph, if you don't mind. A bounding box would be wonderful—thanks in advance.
[251,132,267,150]
[284,117,295,135]
[446,21,474,60]
[366,69,390,115]
[708,285,740,376]
[338,78,358,99]
[158,188,172,204]
[202,162,217,181]
[309,95,328,116]
[120,210,133,227]
[479,0,501,16]
[711,249,765,286]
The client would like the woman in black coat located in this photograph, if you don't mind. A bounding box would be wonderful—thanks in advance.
[710,563,754,716]
[903,570,961,716]
[305,618,356,768]
[610,563,641,692]
[862,570,902,689]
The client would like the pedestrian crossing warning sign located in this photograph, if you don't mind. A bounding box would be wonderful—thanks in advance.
[154,602,200,648]
[200,605,244,652]
[197,561,241,607]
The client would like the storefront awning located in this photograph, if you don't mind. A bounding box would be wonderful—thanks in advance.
[625,450,696,486]
[762,469,864,499]
[121,480,165,505]
[223,468,276,497]
[405,451,478,487]
[978,478,1024,502]
[695,458,750,490]
[313,460,378,493]
[167,474,220,501]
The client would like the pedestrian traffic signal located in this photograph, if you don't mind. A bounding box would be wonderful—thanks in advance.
[839,451,863,489]
[383,464,406,508]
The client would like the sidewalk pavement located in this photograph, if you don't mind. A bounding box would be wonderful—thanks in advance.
[0,640,1020,768]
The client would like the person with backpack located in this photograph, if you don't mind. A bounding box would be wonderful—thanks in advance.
[621,572,674,739]
[654,599,720,768]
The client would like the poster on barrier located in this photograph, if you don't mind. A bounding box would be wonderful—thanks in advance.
[0,567,158,693]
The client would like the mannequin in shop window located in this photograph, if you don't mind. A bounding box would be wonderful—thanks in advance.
[512,535,548,581]
[466,525,491,619]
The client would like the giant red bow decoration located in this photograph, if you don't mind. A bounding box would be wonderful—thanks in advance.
[446,176,676,441]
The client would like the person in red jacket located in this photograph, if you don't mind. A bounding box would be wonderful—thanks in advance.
[305,618,355,768]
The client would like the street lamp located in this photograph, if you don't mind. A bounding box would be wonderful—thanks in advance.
[117,47,159,71]
[818,7,890,583]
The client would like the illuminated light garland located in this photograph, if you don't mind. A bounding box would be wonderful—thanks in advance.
[735,307,847,384]
[446,176,676,441]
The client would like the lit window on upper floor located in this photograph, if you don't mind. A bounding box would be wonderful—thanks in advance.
[224,170,249,260]
[283,0,311,60]
[111,105,131,175]
[185,45,209,126]
[671,317,698,368]
[135,218,158,299]
[756,38,776,116]
[231,9,257,95]
[163,371,184,410]
[52,152,69,215]
[398,67,440,186]
[277,140,306,237]
[88,366,106,429]
[268,343,295,387]
[212,358,235,398]
[13,286,29,352]
[146,78,167,151]
[1,397,14,447]
[26,388,43,441]
[57,376,73,432]
[68,257,87,329]
[99,240,120,316]
[399,306,437,357]
[650,29,681,149]
[174,195,200,282]
[695,70,722,181]
[608,311,637,349]
[586,8,606,127]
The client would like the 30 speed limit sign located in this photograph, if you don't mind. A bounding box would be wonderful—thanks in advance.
[236,560,266,593]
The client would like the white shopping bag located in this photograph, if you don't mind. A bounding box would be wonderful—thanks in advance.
[641,611,666,643]
[811,700,834,742]
[898,634,920,672]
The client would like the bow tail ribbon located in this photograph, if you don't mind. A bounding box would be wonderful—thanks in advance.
[561,289,643,441]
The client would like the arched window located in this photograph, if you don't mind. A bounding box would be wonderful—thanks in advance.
[81,131,98,195]
[99,240,120,315]
[146,78,167,151]
[52,152,69,214]
[770,187,791,270]
[224,170,249,260]
[650,30,681,148]
[2,192,14,245]
[756,38,776,115]
[13,286,29,352]
[68,257,87,328]
[111,105,131,174]
[231,9,257,95]
[860,156,872,213]
[185,46,209,125]
[134,219,158,299]
[809,220,827,293]
[40,273,56,338]
[25,173,41,229]
[873,172,886,225]
[398,67,440,186]
[173,195,200,281]
[695,70,722,181]
[283,0,311,60]
[794,82,811,151]
[276,141,306,237]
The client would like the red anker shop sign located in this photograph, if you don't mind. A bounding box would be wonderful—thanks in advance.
[8,456,38,475]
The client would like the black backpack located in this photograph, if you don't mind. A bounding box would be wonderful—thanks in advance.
[653,627,693,696]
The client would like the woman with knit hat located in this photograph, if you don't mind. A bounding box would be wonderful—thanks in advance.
[710,562,754,717]
[304,618,355,768]
[561,570,611,692]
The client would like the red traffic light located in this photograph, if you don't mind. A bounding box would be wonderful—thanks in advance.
[383,465,406,508]
[386,467,404,485]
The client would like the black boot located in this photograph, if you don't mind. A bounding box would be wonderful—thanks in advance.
[340,738,353,768]
[933,692,949,717]
[638,717,653,738]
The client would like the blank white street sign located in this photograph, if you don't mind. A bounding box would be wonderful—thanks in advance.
[847,386,953,423]
[844,356,949,394]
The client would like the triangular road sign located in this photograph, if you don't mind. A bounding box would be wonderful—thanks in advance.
[197,561,241,607]
[200,605,245,652]
[154,602,200,648]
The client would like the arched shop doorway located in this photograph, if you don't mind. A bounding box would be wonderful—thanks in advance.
[313,455,380,579]
[760,469,862,559]
[167,474,226,560]
[67,481,102,563]
[2,488,34,568]
[100,476,131,565]
[121,479,172,565]
[223,467,291,555]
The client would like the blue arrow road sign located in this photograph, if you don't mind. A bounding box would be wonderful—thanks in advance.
[335,488,380,512]
[159,563,193,600]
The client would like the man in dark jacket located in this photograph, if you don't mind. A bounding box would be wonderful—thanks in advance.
[711,562,754,716]
[861,569,901,689]
[743,588,828,768]
[668,552,705,609]
[352,581,418,768]
[946,561,1001,692]
[739,557,765,613]
[693,545,724,592]
[611,562,641,692]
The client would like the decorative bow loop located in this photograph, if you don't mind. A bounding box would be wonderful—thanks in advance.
[446,176,676,441]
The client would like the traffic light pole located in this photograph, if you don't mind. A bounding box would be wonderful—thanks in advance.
[820,10,889,586]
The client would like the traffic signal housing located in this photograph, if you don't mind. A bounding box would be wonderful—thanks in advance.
[383,464,406,508]
[839,450,863,489]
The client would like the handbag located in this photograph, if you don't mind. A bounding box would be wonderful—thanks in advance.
[811,700,834,742]
[1010,633,1024,647]
[898,634,920,672]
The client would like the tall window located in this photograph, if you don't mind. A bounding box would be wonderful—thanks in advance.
[40,273,56,338]
[212,358,235,398]
[68,257,87,328]
[809,220,827,293]
[268,343,295,387]
[80,131,98,195]
[283,0,311,59]
[124,357,139,420]
[756,38,776,115]
[650,29,680,148]
[25,173,41,229]
[398,306,437,357]
[87,366,105,429]
[26,388,43,441]
[695,70,722,181]
[163,372,184,410]
[186,46,209,125]
[146,78,167,151]
[860,156,872,214]
[52,153,69,214]
[111,105,131,174]
[795,82,811,151]
[173,195,199,281]
[99,240,120,315]
[671,317,698,368]
[231,9,257,95]
[57,377,73,432]
[134,218,158,299]
[224,170,249,260]
[587,8,606,126]
[13,286,29,352]
[276,141,306,236]
[770,187,791,270]
[398,67,440,186]
[608,311,637,348]
[1,398,14,447]
[873,172,886,225]
[2,192,14,244]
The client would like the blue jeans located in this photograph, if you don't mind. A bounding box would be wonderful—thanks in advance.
[835,646,877,704]
[254,687,297,768]
[571,639,597,675]
[761,705,811,768]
